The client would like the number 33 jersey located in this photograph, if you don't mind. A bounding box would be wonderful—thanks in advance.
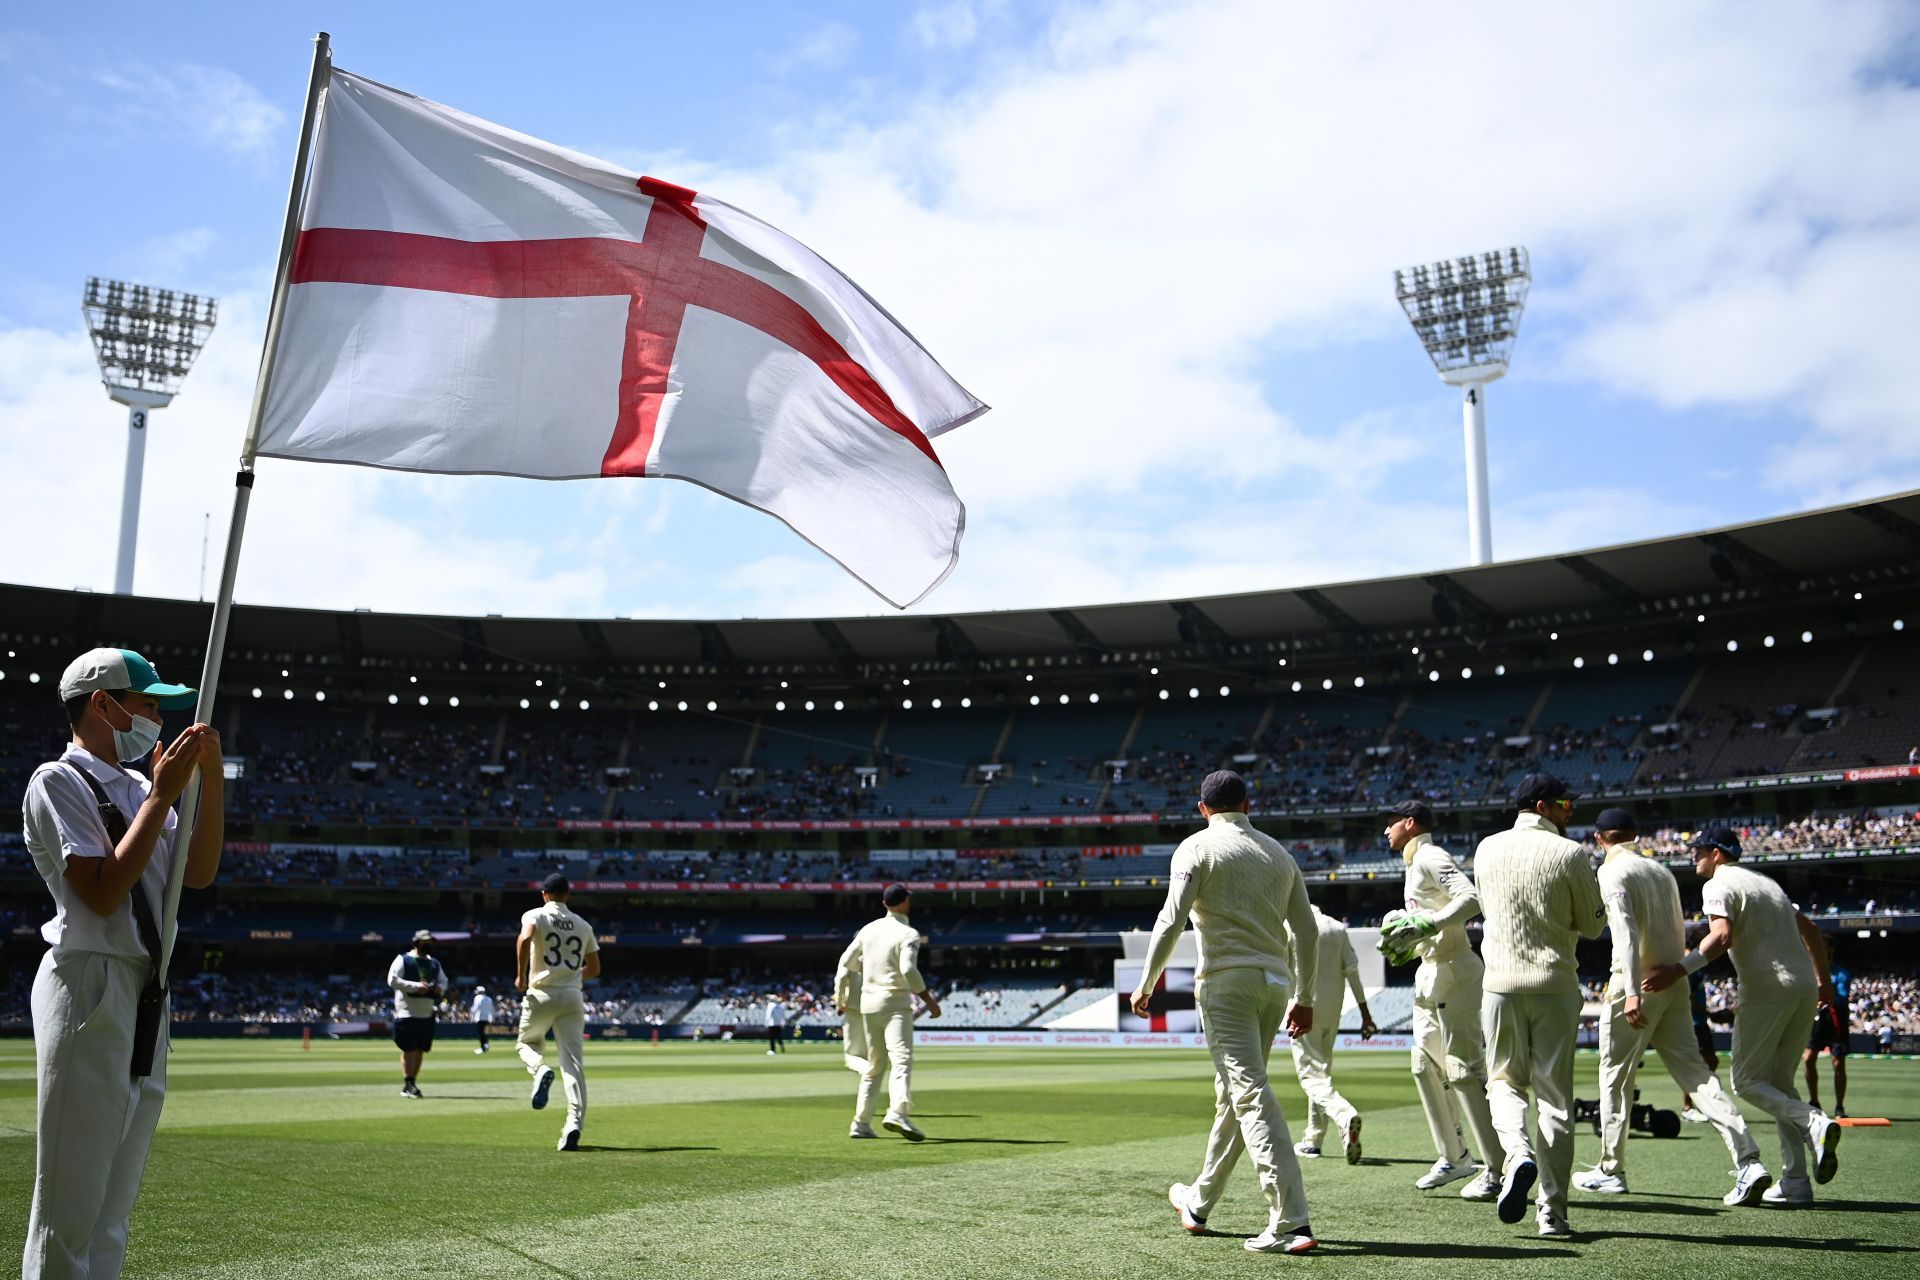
[524,901,599,991]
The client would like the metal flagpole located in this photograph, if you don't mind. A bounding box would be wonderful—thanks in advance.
[158,31,332,981]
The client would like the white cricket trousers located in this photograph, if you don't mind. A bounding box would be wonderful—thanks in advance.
[516,987,587,1130]
[24,948,168,1280]
[854,1004,915,1124]
[1188,967,1311,1229]
[1410,951,1501,1170]
[1483,989,1579,1217]
[1731,994,1818,1183]
[1289,1025,1357,1146]
[1596,983,1756,1177]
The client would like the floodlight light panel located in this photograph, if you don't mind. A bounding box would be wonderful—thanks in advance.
[83,274,218,397]
[1395,246,1531,375]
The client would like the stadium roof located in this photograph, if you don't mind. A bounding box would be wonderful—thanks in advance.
[4,488,1918,685]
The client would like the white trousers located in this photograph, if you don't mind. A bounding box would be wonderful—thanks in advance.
[1289,1025,1357,1145]
[1484,989,1579,1217]
[1189,967,1311,1228]
[24,947,168,1280]
[1596,983,1756,1176]
[1410,951,1501,1170]
[1731,994,1818,1182]
[516,987,587,1130]
[854,1004,915,1124]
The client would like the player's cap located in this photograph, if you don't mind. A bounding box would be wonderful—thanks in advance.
[1199,769,1247,809]
[59,647,197,710]
[1593,806,1637,835]
[542,872,571,895]
[1687,825,1742,859]
[882,882,910,907]
[1385,798,1434,827]
[412,928,434,943]
[1513,772,1577,808]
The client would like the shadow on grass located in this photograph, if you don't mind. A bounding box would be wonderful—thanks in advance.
[1577,1199,1721,1217]
[1325,1241,1579,1259]
[1580,1231,1918,1252]
[923,1137,1068,1146]
[576,1144,718,1154]
[911,1113,982,1119]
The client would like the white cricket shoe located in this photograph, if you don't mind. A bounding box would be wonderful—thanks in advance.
[1573,1167,1628,1194]
[1245,1218,1317,1254]
[558,1128,580,1152]
[1762,1176,1813,1206]
[1415,1158,1474,1190]
[1168,1182,1207,1234]
[530,1066,556,1110]
[1343,1113,1363,1165]
[1460,1168,1499,1201]
[1536,1207,1571,1238]
[1810,1110,1841,1185]
[1681,1105,1708,1124]
[474,1046,486,1055]
[848,1121,878,1139]
[883,1113,926,1142]
[1724,1161,1772,1206]
[1294,1141,1322,1158]
[1497,1158,1538,1224]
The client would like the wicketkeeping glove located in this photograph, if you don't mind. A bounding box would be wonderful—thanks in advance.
[1377,909,1422,966]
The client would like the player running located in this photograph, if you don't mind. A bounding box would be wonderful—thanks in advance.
[514,873,601,1151]
[1572,809,1765,1204]
[1289,903,1377,1164]
[1380,798,1503,1203]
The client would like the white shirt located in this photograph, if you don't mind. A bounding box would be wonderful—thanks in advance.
[1597,842,1685,996]
[22,744,178,957]
[765,999,789,1027]
[523,900,599,992]
[1295,907,1366,1021]
[1140,811,1319,996]
[1702,864,1814,1001]
[1474,812,1606,996]
[471,993,496,1022]
[388,949,447,1018]
[1400,832,1480,963]
[835,912,927,1013]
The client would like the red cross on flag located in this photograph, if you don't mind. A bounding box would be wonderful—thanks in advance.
[257,70,987,608]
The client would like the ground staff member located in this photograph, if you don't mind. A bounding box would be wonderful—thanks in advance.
[1133,770,1321,1256]
[471,986,496,1054]
[1573,809,1764,1205]
[834,884,941,1140]
[1645,826,1841,1206]
[516,873,601,1150]
[766,994,790,1054]
[388,930,447,1097]
[1473,773,1604,1238]
[1381,798,1502,1201]
[22,647,223,1280]
[1289,903,1376,1165]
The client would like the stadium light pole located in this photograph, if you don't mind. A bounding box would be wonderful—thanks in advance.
[82,277,219,594]
[1394,247,1530,567]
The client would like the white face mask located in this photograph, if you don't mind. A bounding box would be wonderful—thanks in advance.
[107,696,163,764]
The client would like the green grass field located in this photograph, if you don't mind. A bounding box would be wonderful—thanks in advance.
[2,1040,1915,1278]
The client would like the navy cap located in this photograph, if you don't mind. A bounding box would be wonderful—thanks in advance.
[1513,772,1578,808]
[1687,825,1742,859]
[541,872,571,895]
[882,882,911,907]
[1593,806,1637,835]
[1386,798,1434,828]
[1200,769,1248,809]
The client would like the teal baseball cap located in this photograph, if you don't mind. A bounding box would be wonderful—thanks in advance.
[58,647,197,710]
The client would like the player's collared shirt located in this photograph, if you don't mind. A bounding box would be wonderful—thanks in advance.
[1475,812,1606,996]
[471,994,496,1022]
[1401,832,1479,963]
[1597,842,1686,996]
[1701,864,1814,1000]
[523,901,599,992]
[834,913,927,1014]
[1293,907,1366,1024]
[766,1000,789,1027]
[1140,811,1319,996]
[22,744,178,957]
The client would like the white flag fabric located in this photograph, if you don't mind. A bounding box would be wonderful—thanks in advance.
[258,70,986,608]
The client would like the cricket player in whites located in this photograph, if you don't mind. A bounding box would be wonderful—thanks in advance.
[1574,809,1766,1203]
[1134,771,1321,1255]
[515,873,600,1151]
[835,883,942,1140]
[1473,773,1605,1238]
[1380,798,1502,1202]
[1645,826,1841,1206]
[1290,903,1377,1164]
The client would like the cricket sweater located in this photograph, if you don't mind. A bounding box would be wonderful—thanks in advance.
[1474,812,1606,996]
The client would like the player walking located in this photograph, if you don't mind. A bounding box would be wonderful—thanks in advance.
[1804,937,1850,1117]
[515,873,601,1151]
[1572,810,1766,1204]
[1473,774,1605,1238]
[1133,771,1321,1255]
[471,985,496,1054]
[388,929,447,1097]
[834,884,942,1140]
[1289,904,1377,1164]
[766,993,790,1055]
[1644,827,1841,1206]
[1380,798,1503,1202]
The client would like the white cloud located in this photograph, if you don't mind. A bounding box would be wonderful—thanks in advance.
[770,21,860,74]
[93,63,284,160]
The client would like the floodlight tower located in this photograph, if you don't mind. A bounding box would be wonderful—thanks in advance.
[83,278,218,594]
[1394,247,1530,567]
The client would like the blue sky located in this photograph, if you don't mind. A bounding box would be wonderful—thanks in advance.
[3,1,1918,620]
